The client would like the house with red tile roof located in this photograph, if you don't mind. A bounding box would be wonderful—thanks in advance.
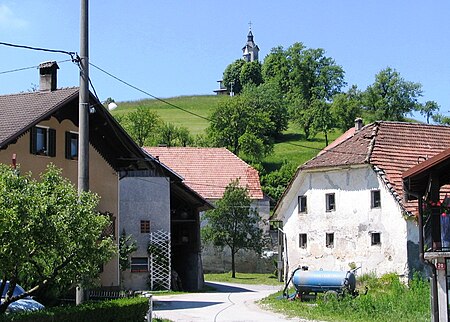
[144,147,271,272]
[274,121,450,279]
[0,62,211,292]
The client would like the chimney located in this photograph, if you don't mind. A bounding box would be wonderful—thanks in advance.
[39,61,59,91]
[355,118,363,132]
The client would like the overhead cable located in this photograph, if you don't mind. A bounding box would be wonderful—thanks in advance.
[89,62,211,121]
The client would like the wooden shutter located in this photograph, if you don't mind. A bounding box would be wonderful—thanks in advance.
[65,132,71,159]
[30,127,37,154]
[48,128,56,157]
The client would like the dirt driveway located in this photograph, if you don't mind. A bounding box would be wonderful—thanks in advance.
[152,281,308,322]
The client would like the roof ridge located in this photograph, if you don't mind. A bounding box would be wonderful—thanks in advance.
[0,87,79,98]
[365,122,380,163]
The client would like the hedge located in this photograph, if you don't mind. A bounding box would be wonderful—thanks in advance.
[0,297,149,322]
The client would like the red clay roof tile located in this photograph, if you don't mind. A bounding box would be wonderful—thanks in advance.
[143,147,264,200]
[302,121,450,216]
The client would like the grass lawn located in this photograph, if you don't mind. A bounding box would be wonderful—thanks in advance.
[260,273,430,322]
[113,95,218,135]
[205,272,283,286]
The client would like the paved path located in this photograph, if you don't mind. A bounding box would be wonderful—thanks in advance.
[152,281,305,322]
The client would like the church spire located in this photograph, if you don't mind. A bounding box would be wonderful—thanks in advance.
[242,22,259,62]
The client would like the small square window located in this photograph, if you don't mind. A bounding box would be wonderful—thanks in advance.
[371,232,381,245]
[371,190,381,208]
[65,132,78,160]
[30,126,56,157]
[299,233,307,249]
[140,220,150,234]
[130,257,148,272]
[326,193,335,212]
[326,233,334,248]
[298,195,307,213]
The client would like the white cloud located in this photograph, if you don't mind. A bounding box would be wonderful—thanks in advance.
[0,4,28,29]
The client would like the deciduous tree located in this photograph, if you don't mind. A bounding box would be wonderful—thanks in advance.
[0,165,115,313]
[418,100,440,124]
[202,180,266,278]
[126,105,161,146]
[208,94,274,162]
[363,67,422,121]
[263,43,346,139]
[331,85,363,131]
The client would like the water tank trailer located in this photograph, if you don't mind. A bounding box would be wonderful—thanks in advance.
[283,266,360,300]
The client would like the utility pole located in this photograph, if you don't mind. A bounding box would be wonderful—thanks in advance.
[76,0,89,305]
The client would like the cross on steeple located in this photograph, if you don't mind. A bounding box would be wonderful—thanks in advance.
[248,21,252,31]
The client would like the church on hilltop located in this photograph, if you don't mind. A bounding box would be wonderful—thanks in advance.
[242,27,259,62]
[214,25,260,95]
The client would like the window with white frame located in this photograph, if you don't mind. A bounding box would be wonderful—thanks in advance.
[326,193,335,212]
[326,232,334,248]
[371,190,381,208]
[130,257,148,272]
[30,126,56,157]
[299,233,307,249]
[298,195,307,213]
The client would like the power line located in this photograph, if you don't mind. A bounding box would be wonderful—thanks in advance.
[0,42,77,61]
[89,62,211,121]
[0,59,73,76]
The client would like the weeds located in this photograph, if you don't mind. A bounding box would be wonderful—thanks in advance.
[261,273,430,322]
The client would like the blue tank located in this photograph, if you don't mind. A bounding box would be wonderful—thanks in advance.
[292,270,356,294]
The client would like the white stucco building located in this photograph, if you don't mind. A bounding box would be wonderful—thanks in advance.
[274,120,450,279]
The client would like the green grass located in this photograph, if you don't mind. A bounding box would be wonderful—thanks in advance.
[205,272,283,286]
[112,95,343,172]
[113,95,218,135]
[260,273,430,322]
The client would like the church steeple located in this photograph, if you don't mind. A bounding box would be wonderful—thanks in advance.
[242,23,259,62]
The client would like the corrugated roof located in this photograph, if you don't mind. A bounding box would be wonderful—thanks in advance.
[0,87,79,147]
[300,121,450,215]
[143,147,264,200]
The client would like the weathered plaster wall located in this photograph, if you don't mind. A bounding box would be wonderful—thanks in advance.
[282,166,417,278]
[119,176,170,290]
[0,117,120,286]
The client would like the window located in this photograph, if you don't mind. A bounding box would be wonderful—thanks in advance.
[371,232,381,245]
[298,195,307,213]
[326,233,334,248]
[130,257,148,272]
[65,132,78,160]
[299,233,307,249]
[30,126,56,157]
[371,190,381,208]
[140,220,150,234]
[326,193,335,212]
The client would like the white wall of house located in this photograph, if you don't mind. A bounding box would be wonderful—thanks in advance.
[281,165,419,278]
[119,175,170,290]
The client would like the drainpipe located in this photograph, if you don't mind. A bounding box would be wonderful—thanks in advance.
[418,197,439,322]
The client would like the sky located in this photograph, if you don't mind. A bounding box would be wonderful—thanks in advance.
[1,1,449,120]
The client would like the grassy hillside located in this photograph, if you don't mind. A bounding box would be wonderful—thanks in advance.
[114,95,218,135]
[111,95,342,171]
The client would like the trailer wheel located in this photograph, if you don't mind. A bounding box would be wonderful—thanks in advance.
[323,290,339,301]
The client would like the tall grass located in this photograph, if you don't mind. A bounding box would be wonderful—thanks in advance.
[261,273,430,322]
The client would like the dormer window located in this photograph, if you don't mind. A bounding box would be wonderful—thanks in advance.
[30,126,56,157]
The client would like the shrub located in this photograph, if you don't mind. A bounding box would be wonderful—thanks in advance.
[0,297,149,322]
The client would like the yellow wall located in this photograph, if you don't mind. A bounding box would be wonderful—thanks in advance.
[0,117,119,286]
